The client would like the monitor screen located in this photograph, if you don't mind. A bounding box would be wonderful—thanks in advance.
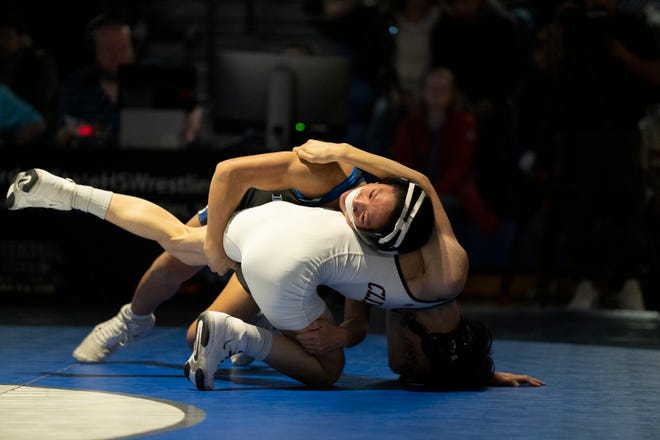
[213,50,349,148]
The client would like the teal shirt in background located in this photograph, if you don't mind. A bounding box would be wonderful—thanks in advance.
[0,84,43,140]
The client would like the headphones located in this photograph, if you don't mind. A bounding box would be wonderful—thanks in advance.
[84,13,131,50]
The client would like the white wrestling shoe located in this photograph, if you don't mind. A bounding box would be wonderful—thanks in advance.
[567,279,600,310]
[73,304,156,363]
[618,278,646,311]
[6,168,76,211]
[230,311,275,366]
[184,311,245,391]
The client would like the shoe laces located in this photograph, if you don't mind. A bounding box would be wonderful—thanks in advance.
[94,315,132,348]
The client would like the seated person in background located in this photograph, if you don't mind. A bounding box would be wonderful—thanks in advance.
[0,83,45,146]
[0,13,59,137]
[392,67,498,236]
[56,14,134,147]
[56,13,201,148]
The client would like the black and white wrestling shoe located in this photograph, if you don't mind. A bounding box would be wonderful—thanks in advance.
[6,168,75,211]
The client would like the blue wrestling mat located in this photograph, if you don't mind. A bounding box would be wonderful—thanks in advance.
[1,307,660,439]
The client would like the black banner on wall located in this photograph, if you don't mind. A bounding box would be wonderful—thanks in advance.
[0,146,263,306]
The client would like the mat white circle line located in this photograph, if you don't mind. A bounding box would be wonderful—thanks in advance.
[0,384,205,440]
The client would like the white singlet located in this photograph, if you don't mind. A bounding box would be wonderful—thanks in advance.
[223,201,446,331]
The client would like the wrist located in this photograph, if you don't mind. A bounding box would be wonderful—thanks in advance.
[338,142,357,163]
[204,239,222,251]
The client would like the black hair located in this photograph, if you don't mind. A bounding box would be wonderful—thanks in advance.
[401,317,495,390]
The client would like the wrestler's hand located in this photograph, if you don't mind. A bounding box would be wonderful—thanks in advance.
[204,240,237,276]
[296,320,346,355]
[293,139,346,164]
[489,371,546,387]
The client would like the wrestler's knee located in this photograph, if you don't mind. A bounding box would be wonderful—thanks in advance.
[304,351,345,388]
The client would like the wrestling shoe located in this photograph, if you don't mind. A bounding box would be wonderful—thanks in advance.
[618,278,646,311]
[72,304,156,363]
[566,279,600,310]
[6,168,76,211]
[230,311,275,366]
[184,311,245,391]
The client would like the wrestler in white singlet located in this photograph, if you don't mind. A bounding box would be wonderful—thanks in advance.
[223,201,449,331]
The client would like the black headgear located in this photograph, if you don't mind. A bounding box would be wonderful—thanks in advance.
[354,178,432,253]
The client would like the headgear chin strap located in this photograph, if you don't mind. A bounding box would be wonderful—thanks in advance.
[344,186,363,230]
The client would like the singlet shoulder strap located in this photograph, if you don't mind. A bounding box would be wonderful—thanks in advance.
[292,167,365,206]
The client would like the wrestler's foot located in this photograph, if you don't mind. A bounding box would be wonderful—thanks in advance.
[73,304,156,363]
[230,311,275,366]
[6,168,75,211]
[184,311,246,391]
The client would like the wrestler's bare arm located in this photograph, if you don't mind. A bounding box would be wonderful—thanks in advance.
[205,151,354,275]
[296,298,371,355]
[384,311,545,387]
[293,140,469,300]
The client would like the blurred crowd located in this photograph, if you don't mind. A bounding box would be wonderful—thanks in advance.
[290,0,660,312]
[2,0,660,310]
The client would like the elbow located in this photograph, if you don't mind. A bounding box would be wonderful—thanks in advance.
[415,173,433,190]
[213,159,234,182]
[447,246,469,297]
[446,276,467,300]
[211,159,244,190]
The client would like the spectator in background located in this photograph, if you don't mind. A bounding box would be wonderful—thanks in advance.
[304,0,395,147]
[557,0,660,310]
[390,0,441,110]
[392,67,499,236]
[430,0,526,220]
[57,13,202,149]
[56,14,135,147]
[364,0,442,154]
[0,83,45,146]
[0,13,58,140]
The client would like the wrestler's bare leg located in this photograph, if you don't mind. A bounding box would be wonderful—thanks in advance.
[6,169,204,261]
[130,215,205,316]
[71,195,209,362]
[104,194,208,265]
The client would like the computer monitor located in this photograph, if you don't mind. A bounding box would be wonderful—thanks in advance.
[213,50,349,149]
